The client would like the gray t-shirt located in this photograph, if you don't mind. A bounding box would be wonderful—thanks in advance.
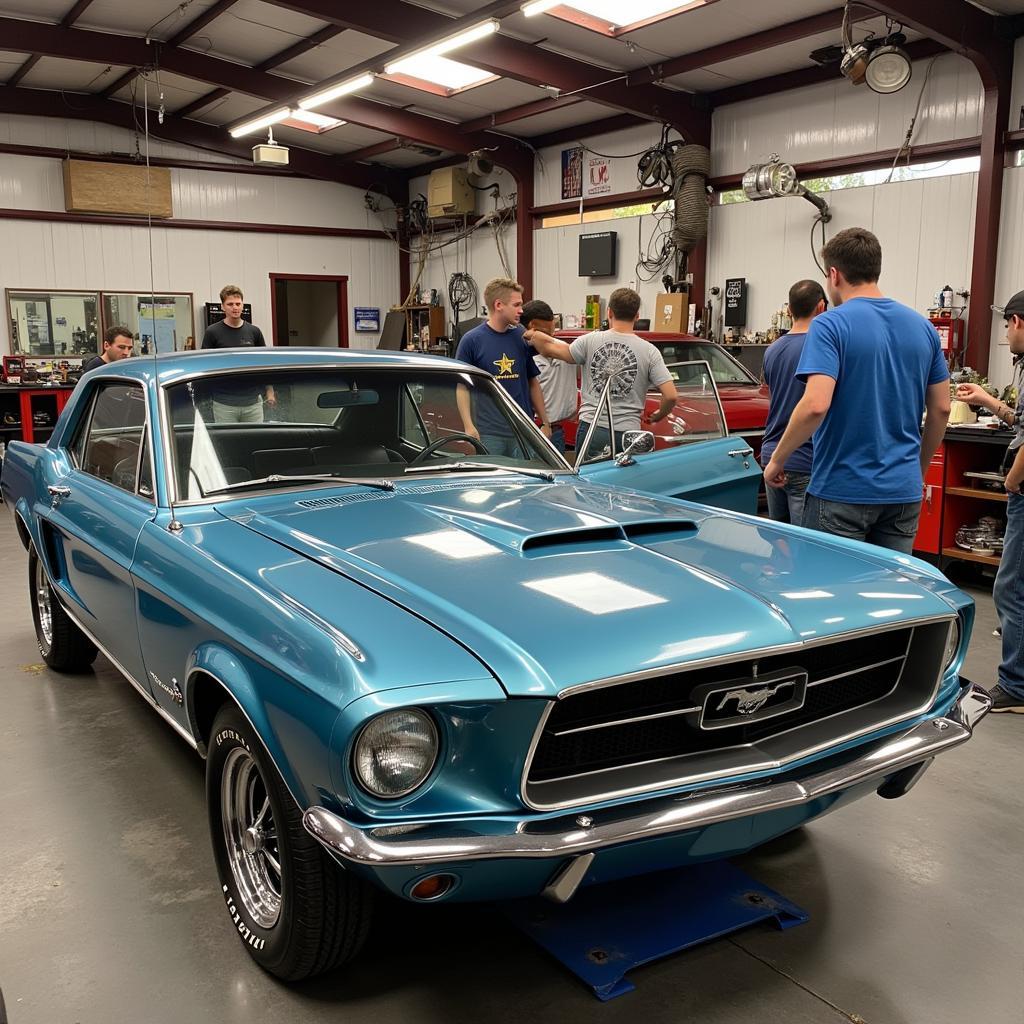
[533,353,578,421]
[569,330,673,431]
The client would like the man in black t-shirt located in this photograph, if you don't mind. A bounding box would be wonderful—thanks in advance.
[81,325,134,374]
[201,284,276,421]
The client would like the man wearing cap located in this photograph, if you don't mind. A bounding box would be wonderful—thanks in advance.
[955,290,1024,713]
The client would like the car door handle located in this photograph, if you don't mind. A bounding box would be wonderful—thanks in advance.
[47,485,71,499]
[727,448,754,458]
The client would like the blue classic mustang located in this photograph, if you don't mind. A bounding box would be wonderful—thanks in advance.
[1,349,989,980]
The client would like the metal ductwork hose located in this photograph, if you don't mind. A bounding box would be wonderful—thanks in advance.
[671,144,711,254]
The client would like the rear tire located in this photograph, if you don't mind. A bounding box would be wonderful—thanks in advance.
[28,545,98,672]
[206,704,373,980]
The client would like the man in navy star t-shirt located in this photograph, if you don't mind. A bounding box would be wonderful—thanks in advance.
[455,277,552,457]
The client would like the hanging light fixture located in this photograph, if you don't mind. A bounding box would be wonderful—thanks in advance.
[864,35,912,94]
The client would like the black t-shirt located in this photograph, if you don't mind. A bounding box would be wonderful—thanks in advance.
[201,320,267,405]
[201,320,266,349]
[82,355,106,372]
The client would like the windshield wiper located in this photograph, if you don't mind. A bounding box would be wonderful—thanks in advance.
[204,473,396,496]
[404,462,556,482]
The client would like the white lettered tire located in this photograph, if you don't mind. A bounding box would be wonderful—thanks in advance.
[206,705,373,979]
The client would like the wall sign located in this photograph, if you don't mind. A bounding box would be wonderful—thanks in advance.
[586,155,611,197]
[354,306,381,332]
[724,277,747,327]
[561,147,583,200]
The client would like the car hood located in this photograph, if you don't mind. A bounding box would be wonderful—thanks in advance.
[221,479,955,698]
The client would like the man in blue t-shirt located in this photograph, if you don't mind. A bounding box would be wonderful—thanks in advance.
[455,277,552,457]
[760,279,827,525]
[762,227,950,553]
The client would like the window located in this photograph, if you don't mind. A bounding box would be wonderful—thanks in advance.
[77,383,149,494]
[654,342,758,385]
[715,155,981,205]
[541,198,667,229]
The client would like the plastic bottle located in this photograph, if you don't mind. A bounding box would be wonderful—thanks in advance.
[942,285,954,309]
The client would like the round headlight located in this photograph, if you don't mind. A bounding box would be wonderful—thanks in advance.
[353,709,438,799]
[943,618,961,671]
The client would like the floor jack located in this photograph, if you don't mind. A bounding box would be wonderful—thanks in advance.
[502,860,808,1001]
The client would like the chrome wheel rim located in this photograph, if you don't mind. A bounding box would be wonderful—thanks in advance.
[221,747,283,929]
[35,558,53,650]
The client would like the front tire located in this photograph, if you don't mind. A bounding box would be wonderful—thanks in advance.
[206,705,373,980]
[28,545,98,672]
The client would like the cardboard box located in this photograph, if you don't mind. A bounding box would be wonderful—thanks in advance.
[655,291,688,333]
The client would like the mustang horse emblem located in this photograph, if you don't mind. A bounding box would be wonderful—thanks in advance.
[716,682,792,716]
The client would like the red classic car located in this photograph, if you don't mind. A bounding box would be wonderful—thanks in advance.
[553,331,770,457]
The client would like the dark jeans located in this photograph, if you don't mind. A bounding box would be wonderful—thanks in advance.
[803,494,921,554]
[994,492,1024,698]
[765,471,811,525]
[548,422,566,454]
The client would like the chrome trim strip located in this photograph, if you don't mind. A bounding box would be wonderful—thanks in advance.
[550,703,703,737]
[302,682,990,868]
[54,586,197,750]
[806,653,907,689]
[519,616,952,810]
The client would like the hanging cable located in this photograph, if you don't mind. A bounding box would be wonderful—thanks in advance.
[886,55,938,183]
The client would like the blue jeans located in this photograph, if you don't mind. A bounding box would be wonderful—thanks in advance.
[576,421,625,459]
[765,470,811,525]
[803,494,921,554]
[479,433,523,458]
[994,492,1024,698]
[548,422,566,453]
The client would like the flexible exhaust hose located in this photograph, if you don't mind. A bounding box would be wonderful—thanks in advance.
[671,144,711,254]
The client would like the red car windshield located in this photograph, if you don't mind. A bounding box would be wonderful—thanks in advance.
[653,342,758,385]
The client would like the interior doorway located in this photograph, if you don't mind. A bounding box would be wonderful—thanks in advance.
[269,274,348,347]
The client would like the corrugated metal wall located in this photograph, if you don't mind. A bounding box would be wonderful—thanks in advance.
[0,115,400,353]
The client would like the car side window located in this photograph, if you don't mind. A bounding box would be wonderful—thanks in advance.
[399,384,429,447]
[78,383,149,494]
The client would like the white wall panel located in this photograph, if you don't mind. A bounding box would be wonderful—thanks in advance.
[990,166,1024,387]
[712,54,983,178]
[706,174,976,338]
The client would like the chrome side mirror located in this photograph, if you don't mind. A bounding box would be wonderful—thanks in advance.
[615,429,655,466]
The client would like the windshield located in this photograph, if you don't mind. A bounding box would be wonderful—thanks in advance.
[166,367,565,499]
[651,342,757,385]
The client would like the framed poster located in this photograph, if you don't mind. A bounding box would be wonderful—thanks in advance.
[561,147,583,200]
[724,277,747,327]
[354,306,381,332]
[585,155,611,197]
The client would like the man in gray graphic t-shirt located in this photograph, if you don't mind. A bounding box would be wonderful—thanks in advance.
[525,288,676,448]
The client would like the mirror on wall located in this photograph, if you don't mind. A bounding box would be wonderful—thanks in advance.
[7,291,100,356]
[101,293,195,354]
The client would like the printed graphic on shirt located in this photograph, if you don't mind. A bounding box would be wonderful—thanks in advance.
[590,340,639,397]
[493,353,518,378]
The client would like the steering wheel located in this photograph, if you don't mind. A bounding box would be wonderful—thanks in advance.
[409,432,489,466]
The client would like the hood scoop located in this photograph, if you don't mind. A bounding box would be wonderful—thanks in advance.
[520,519,698,556]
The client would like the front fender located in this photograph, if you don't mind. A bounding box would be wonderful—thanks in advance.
[186,642,339,812]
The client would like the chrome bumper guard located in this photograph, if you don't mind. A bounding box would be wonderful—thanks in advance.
[304,682,990,869]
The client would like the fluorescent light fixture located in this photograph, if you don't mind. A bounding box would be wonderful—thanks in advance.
[386,54,494,90]
[284,109,346,133]
[229,107,290,138]
[523,0,560,14]
[298,72,375,112]
[384,18,499,74]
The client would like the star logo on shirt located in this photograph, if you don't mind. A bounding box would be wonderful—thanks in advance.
[493,353,515,376]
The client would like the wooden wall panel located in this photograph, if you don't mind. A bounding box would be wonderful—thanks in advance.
[62,159,173,218]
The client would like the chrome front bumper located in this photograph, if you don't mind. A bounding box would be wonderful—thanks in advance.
[304,681,990,870]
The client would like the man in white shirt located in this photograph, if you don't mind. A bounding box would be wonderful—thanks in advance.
[522,299,576,452]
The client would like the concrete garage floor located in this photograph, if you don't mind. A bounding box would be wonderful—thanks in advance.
[0,511,1021,1024]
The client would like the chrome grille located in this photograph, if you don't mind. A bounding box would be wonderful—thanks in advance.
[524,620,952,810]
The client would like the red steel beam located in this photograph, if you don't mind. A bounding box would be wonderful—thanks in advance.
[868,1,1014,371]
[266,0,708,140]
[629,6,877,86]
[6,0,99,88]
[176,24,344,120]
[101,0,240,98]
[0,16,515,156]
[0,84,395,194]
[708,38,945,107]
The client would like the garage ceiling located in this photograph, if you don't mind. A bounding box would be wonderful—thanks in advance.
[0,0,1020,187]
